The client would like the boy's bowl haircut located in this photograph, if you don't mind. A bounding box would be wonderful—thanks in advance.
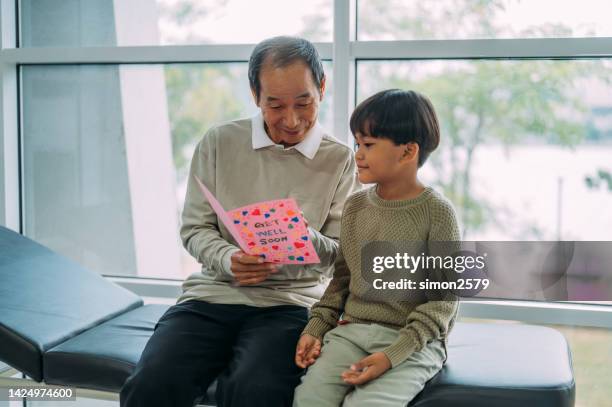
[350,89,440,167]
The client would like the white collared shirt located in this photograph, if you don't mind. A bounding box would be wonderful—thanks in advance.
[251,113,324,160]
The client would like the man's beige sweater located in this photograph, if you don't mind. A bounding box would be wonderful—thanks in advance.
[178,117,360,308]
[303,186,461,367]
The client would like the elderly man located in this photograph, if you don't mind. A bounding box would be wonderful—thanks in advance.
[120,36,359,407]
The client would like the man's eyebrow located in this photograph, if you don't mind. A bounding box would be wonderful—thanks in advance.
[266,92,312,102]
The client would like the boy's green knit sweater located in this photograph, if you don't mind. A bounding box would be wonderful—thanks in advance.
[302,186,461,367]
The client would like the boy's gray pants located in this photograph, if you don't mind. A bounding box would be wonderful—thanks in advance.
[293,323,445,407]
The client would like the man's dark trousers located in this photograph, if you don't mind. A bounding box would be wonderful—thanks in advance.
[120,300,308,407]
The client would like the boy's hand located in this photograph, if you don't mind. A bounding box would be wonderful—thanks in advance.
[295,334,321,368]
[230,250,278,285]
[341,352,391,385]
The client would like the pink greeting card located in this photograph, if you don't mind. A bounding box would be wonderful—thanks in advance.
[194,176,320,265]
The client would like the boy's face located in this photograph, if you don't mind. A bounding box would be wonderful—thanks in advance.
[354,132,411,184]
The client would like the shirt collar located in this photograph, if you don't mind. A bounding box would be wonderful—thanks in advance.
[251,112,324,160]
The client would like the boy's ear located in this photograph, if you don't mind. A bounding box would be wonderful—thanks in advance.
[400,143,419,163]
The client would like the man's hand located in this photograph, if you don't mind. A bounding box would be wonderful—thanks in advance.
[295,334,321,368]
[341,352,391,385]
[230,250,278,285]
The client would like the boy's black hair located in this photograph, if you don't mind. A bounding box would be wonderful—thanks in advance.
[350,89,440,167]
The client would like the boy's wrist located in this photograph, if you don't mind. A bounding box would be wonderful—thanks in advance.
[302,317,334,340]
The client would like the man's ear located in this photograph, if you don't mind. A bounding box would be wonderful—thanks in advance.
[319,76,326,101]
[401,143,419,163]
[251,87,260,107]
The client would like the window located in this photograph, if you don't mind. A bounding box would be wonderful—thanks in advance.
[20,0,332,47]
[22,62,332,279]
[358,0,612,40]
[357,59,612,240]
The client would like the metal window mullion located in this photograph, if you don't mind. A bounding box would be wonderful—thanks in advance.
[0,0,19,231]
[5,37,611,65]
[332,0,355,144]
[1,42,334,64]
[108,276,612,329]
[460,301,612,329]
[352,37,612,60]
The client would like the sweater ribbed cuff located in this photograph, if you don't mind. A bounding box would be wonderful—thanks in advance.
[308,227,321,255]
[221,247,240,277]
[382,332,419,368]
[302,318,335,340]
[308,227,338,269]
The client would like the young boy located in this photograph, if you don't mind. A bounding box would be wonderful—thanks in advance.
[293,89,461,407]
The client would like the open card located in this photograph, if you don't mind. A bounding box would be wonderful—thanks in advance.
[194,176,320,265]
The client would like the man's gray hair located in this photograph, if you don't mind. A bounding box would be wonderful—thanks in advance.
[248,36,325,102]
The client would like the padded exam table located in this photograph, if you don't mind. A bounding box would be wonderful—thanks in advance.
[0,226,575,406]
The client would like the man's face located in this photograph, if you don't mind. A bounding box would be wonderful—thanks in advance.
[254,61,325,147]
